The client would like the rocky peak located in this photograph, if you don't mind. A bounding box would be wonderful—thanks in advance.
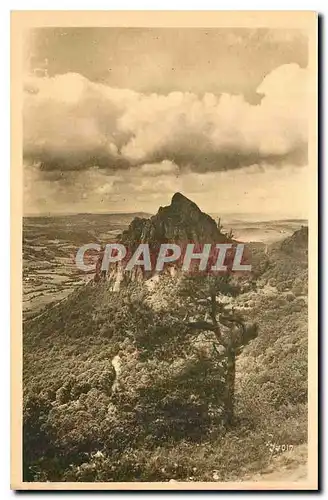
[171,192,199,209]
[120,192,227,246]
[98,193,231,286]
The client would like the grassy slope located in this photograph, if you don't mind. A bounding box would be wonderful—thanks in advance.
[23,234,308,482]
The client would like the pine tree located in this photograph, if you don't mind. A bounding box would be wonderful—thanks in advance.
[178,274,258,427]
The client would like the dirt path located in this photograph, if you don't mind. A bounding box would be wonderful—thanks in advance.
[244,444,308,482]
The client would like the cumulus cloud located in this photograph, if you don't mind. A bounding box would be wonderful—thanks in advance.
[138,160,179,176]
[24,63,308,177]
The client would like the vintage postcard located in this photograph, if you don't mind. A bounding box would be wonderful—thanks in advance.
[11,11,318,490]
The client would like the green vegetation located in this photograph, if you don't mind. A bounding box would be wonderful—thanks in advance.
[23,226,308,482]
[23,219,307,481]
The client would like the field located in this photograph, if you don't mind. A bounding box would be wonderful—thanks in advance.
[23,213,150,318]
[218,217,308,245]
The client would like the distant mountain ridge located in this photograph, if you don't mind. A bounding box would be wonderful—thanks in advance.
[23,211,153,219]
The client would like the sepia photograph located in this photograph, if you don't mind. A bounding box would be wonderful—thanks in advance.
[11,11,318,490]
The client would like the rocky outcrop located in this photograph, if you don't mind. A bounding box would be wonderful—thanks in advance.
[120,192,227,246]
[96,193,230,285]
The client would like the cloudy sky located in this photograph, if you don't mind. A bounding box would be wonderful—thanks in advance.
[24,28,309,218]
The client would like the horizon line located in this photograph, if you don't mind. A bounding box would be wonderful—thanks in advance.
[23,210,308,222]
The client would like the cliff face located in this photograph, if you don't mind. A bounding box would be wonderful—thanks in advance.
[120,192,227,246]
[98,193,229,286]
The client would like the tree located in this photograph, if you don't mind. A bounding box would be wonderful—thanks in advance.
[178,274,258,427]
[217,217,224,232]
